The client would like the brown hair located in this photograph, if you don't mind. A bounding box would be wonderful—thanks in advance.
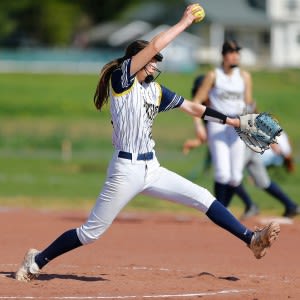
[93,58,122,111]
[93,40,163,111]
[221,40,241,55]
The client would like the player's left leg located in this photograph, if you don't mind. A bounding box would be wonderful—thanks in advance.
[224,127,246,207]
[206,123,231,205]
[236,184,259,220]
[143,165,252,245]
[142,165,280,258]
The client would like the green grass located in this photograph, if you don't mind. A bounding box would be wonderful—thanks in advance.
[0,70,299,215]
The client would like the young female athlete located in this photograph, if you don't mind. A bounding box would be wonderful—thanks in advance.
[15,4,280,282]
[192,40,253,207]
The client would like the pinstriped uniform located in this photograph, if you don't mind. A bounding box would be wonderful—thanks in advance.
[110,58,182,154]
[77,58,215,244]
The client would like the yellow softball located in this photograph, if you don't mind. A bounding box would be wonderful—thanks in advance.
[191,4,205,23]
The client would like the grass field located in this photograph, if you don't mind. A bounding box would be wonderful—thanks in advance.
[0,69,299,215]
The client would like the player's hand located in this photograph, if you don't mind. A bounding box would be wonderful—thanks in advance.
[182,138,203,155]
[180,4,205,27]
[194,120,207,142]
[270,143,281,154]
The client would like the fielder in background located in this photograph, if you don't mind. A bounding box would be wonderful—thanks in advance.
[222,96,299,218]
[236,145,300,219]
[230,101,299,219]
[192,40,252,208]
[185,49,299,219]
[183,130,300,219]
[15,4,280,282]
[262,131,295,173]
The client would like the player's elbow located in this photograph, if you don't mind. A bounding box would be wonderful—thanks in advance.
[181,100,204,117]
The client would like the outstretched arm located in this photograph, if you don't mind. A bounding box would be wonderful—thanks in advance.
[180,100,241,128]
[130,4,203,75]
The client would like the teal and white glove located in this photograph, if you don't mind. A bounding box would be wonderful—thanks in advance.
[237,113,282,154]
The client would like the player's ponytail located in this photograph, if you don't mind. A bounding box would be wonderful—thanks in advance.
[93,57,123,111]
[94,40,163,111]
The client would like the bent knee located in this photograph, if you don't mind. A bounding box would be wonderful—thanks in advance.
[76,221,112,245]
[215,173,230,185]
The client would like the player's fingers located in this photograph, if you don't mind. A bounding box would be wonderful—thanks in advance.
[182,5,196,25]
[190,3,202,13]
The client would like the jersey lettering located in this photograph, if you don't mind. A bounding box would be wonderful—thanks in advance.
[209,67,246,117]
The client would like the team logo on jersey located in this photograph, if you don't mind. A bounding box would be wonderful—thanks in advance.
[144,102,159,139]
[144,102,159,121]
[218,89,243,101]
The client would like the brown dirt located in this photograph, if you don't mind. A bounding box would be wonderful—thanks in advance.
[0,207,299,299]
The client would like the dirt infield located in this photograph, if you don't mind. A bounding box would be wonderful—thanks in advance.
[0,208,299,299]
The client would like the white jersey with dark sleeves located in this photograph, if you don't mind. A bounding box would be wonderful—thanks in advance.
[109,58,184,154]
[209,67,246,117]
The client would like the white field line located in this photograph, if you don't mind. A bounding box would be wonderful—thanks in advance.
[0,289,254,299]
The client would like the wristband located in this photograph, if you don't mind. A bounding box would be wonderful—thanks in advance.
[201,107,227,124]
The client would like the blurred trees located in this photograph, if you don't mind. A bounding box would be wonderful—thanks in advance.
[0,0,181,47]
[0,0,79,46]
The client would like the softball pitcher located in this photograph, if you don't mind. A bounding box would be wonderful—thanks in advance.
[15,4,280,282]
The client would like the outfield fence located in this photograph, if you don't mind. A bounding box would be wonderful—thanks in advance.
[0,48,122,74]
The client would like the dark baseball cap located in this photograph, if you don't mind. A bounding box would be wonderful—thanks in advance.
[125,40,163,62]
[221,40,242,55]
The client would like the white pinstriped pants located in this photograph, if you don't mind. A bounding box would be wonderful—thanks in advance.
[77,150,215,244]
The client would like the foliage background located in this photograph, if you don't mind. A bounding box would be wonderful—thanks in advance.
[0,0,181,47]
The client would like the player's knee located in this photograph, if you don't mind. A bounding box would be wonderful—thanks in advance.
[76,221,111,245]
[230,179,241,187]
[215,173,230,184]
[254,179,270,189]
[230,174,243,187]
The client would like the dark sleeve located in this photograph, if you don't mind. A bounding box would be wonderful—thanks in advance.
[111,58,135,93]
[158,85,184,112]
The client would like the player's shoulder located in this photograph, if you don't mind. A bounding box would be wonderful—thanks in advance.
[239,69,251,80]
[207,69,217,77]
[200,69,215,81]
[146,81,163,100]
[151,81,162,93]
[203,70,216,86]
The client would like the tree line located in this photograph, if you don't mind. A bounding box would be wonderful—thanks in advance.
[0,0,181,47]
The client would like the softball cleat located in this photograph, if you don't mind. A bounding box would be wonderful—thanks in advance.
[15,248,41,282]
[249,222,280,259]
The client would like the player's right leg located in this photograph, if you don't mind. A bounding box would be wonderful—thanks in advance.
[236,184,259,220]
[15,152,145,281]
[247,150,299,217]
